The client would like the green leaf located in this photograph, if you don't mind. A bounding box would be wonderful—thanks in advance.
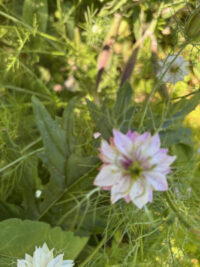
[171,143,194,167]
[63,99,75,154]
[160,127,193,147]
[86,99,113,140]
[22,0,48,32]
[163,92,200,128]
[66,154,99,186]
[0,219,89,266]
[0,201,22,220]
[87,83,134,138]
[32,97,68,218]
[133,5,141,40]
[32,96,67,188]
[114,81,133,118]
[114,82,135,132]
[17,158,39,219]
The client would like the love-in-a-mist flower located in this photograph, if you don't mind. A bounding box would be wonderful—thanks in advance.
[17,243,74,267]
[94,129,176,209]
[158,54,189,84]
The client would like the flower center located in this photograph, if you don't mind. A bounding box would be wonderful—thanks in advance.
[128,160,143,180]
[169,65,179,73]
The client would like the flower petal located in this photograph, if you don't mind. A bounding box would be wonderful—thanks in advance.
[17,260,31,267]
[111,176,131,203]
[130,180,151,209]
[100,140,117,164]
[94,165,121,187]
[151,133,160,150]
[144,171,168,191]
[150,151,176,166]
[61,260,75,267]
[47,255,64,267]
[113,129,133,157]
[126,130,138,141]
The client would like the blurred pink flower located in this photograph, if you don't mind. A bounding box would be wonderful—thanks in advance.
[94,129,176,209]
[53,84,63,92]
[72,65,77,71]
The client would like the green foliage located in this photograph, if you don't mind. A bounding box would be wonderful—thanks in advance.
[0,218,88,266]
[0,0,200,266]
[87,81,135,140]
[32,96,67,187]
[86,99,113,140]
[23,0,48,32]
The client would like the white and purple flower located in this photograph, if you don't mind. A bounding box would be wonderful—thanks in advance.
[158,54,189,84]
[17,243,74,267]
[94,129,176,209]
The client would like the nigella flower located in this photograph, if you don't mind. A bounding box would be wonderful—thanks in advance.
[94,129,176,209]
[158,54,189,84]
[17,243,74,267]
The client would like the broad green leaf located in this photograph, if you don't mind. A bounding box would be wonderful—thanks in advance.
[171,143,194,167]
[87,83,134,138]
[86,99,113,140]
[17,158,39,219]
[163,92,200,128]
[114,81,133,118]
[66,154,99,186]
[32,97,68,218]
[63,99,75,154]
[32,96,67,188]
[133,5,141,40]
[117,106,136,133]
[114,82,135,132]
[0,219,89,266]
[22,0,48,32]
[160,127,193,147]
[0,201,22,220]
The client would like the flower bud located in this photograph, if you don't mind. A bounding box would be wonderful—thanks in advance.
[185,6,200,42]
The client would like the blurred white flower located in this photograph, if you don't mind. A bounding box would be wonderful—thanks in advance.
[158,54,189,84]
[64,75,77,92]
[35,190,42,198]
[94,129,176,209]
[92,25,101,34]
[17,243,74,267]
[93,132,101,139]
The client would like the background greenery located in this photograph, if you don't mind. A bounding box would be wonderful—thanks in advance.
[0,0,200,266]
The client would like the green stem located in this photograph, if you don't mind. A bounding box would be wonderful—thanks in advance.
[56,187,100,225]
[165,191,191,229]
[139,41,189,130]
[0,147,44,173]
[79,236,107,267]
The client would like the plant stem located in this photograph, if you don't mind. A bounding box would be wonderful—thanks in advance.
[79,236,107,267]
[165,191,191,229]
[139,41,188,130]
[56,187,100,225]
[0,147,44,173]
